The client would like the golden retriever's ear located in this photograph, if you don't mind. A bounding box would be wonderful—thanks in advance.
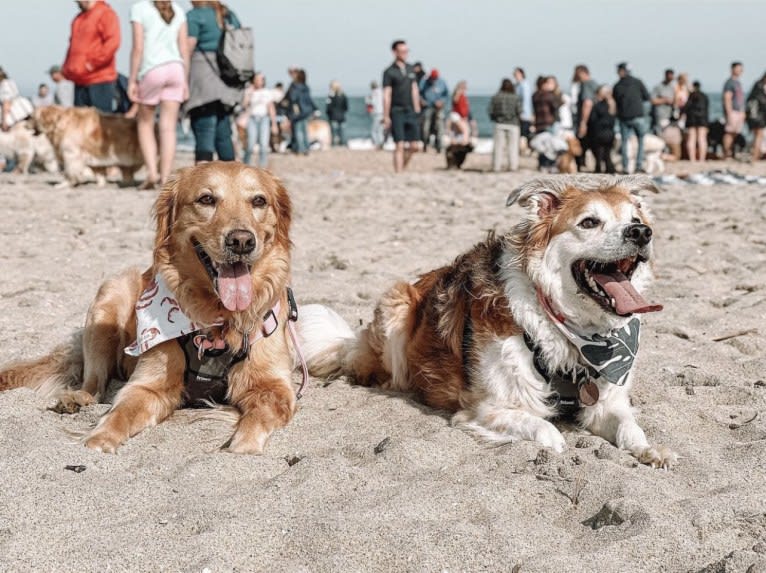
[152,174,180,260]
[265,173,292,246]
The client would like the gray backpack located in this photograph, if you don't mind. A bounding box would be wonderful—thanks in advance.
[217,24,254,88]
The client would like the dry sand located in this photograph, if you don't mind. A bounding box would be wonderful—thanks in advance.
[0,150,765,572]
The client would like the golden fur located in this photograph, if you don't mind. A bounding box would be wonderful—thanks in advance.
[556,137,583,174]
[32,106,144,186]
[0,162,296,454]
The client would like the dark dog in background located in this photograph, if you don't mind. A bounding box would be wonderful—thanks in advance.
[707,120,747,158]
[445,143,474,169]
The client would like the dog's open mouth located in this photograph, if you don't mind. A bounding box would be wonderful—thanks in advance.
[571,256,663,316]
[214,261,253,312]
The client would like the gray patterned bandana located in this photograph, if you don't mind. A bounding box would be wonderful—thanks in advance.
[537,290,641,386]
[550,317,641,386]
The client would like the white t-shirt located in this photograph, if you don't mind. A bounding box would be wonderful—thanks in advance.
[0,79,33,128]
[247,88,275,117]
[130,1,186,79]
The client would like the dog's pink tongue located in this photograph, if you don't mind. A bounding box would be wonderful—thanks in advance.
[217,262,252,312]
[592,271,663,316]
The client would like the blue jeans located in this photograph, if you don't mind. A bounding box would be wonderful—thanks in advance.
[370,113,384,147]
[244,115,270,167]
[74,81,115,113]
[619,116,647,172]
[330,120,345,146]
[189,104,235,162]
[292,118,309,154]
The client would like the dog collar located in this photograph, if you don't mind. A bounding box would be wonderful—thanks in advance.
[536,288,641,387]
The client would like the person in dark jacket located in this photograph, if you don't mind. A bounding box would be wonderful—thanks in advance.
[488,78,522,171]
[682,81,709,162]
[746,72,766,161]
[284,68,316,155]
[587,85,617,173]
[531,76,560,170]
[326,80,349,146]
[613,62,650,173]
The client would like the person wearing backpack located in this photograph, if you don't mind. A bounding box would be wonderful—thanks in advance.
[283,69,316,155]
[185,1,244,163]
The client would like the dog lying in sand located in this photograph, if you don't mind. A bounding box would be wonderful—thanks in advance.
[32,106,143,186]
[300,175,676,469]
[0,123,58,174]
[0,162,303,454]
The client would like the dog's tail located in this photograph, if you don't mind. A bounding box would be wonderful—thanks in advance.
[0,332,83,396]
[298,286,415,389]
[297,304,358,379]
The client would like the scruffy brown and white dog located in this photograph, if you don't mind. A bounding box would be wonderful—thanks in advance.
[0,162,299,454]
[299,175,676,468]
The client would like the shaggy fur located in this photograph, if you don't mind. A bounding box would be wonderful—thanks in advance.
[0,123,58,174]
[0,162,297,454]
[299,175,676,468]
[32,105,143,186]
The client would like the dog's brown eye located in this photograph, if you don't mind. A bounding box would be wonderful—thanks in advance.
[252,195,267,208]
[579,217,601,229]
[197,194,216,206]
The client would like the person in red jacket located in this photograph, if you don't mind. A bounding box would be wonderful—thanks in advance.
[62,1,121,113]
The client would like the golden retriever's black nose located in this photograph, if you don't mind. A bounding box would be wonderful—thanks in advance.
[225,230,256,255]
[623,223,652,247]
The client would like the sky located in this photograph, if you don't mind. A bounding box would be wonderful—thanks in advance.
[2,0,764,97]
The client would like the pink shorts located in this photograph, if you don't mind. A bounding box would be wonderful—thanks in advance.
[725,110,745,134]
[138,61,185,105]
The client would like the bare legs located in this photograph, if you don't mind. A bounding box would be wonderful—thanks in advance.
[686,127,708,162]
[158,100,180,183]
[393,141,419,173]
[136,100,181,188]
[137,104,159,186]
[753,128,763,162]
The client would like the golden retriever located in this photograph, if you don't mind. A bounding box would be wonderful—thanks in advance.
[0,162,298,454]
[32,105,143,186]
[300,175,675,469]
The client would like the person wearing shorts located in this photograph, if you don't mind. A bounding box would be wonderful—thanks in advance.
[382,40,421,173]
[722,62,745,158]
[129,0,189,188]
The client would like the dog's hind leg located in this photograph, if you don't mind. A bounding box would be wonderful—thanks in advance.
[454,403,566,452]
[54,269,142,413]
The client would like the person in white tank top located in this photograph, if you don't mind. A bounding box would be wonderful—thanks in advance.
[241,73,278,167]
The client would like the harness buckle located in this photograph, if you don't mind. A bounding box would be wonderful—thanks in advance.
[287,287,299,322]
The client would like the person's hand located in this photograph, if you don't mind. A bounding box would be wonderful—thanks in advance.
[271,124,279,134]
[128,79,139,103]
[434,100,444,109]
[577,124,587,138]
[1,123,9,132]
[85,61,94,73]
[382,116,391,129]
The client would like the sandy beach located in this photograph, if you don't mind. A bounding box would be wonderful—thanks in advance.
[1,150,765,572]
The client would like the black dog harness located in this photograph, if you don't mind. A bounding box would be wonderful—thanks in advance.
[523,333,600,418]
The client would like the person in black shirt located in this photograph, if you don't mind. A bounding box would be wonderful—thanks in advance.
[682,81,709,162]
[382,40,422,172]
[587,85,617,174]
[613,62,650,173]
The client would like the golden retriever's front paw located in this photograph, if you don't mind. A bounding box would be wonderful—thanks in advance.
[636,445,677,469]
[225,426,270,455]
[51,390,95,414]
[84,430,123,454]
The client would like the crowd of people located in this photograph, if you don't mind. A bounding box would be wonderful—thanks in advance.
[2,5,766,177]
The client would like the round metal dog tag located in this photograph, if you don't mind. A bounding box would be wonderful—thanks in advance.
[578,381,600,406]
